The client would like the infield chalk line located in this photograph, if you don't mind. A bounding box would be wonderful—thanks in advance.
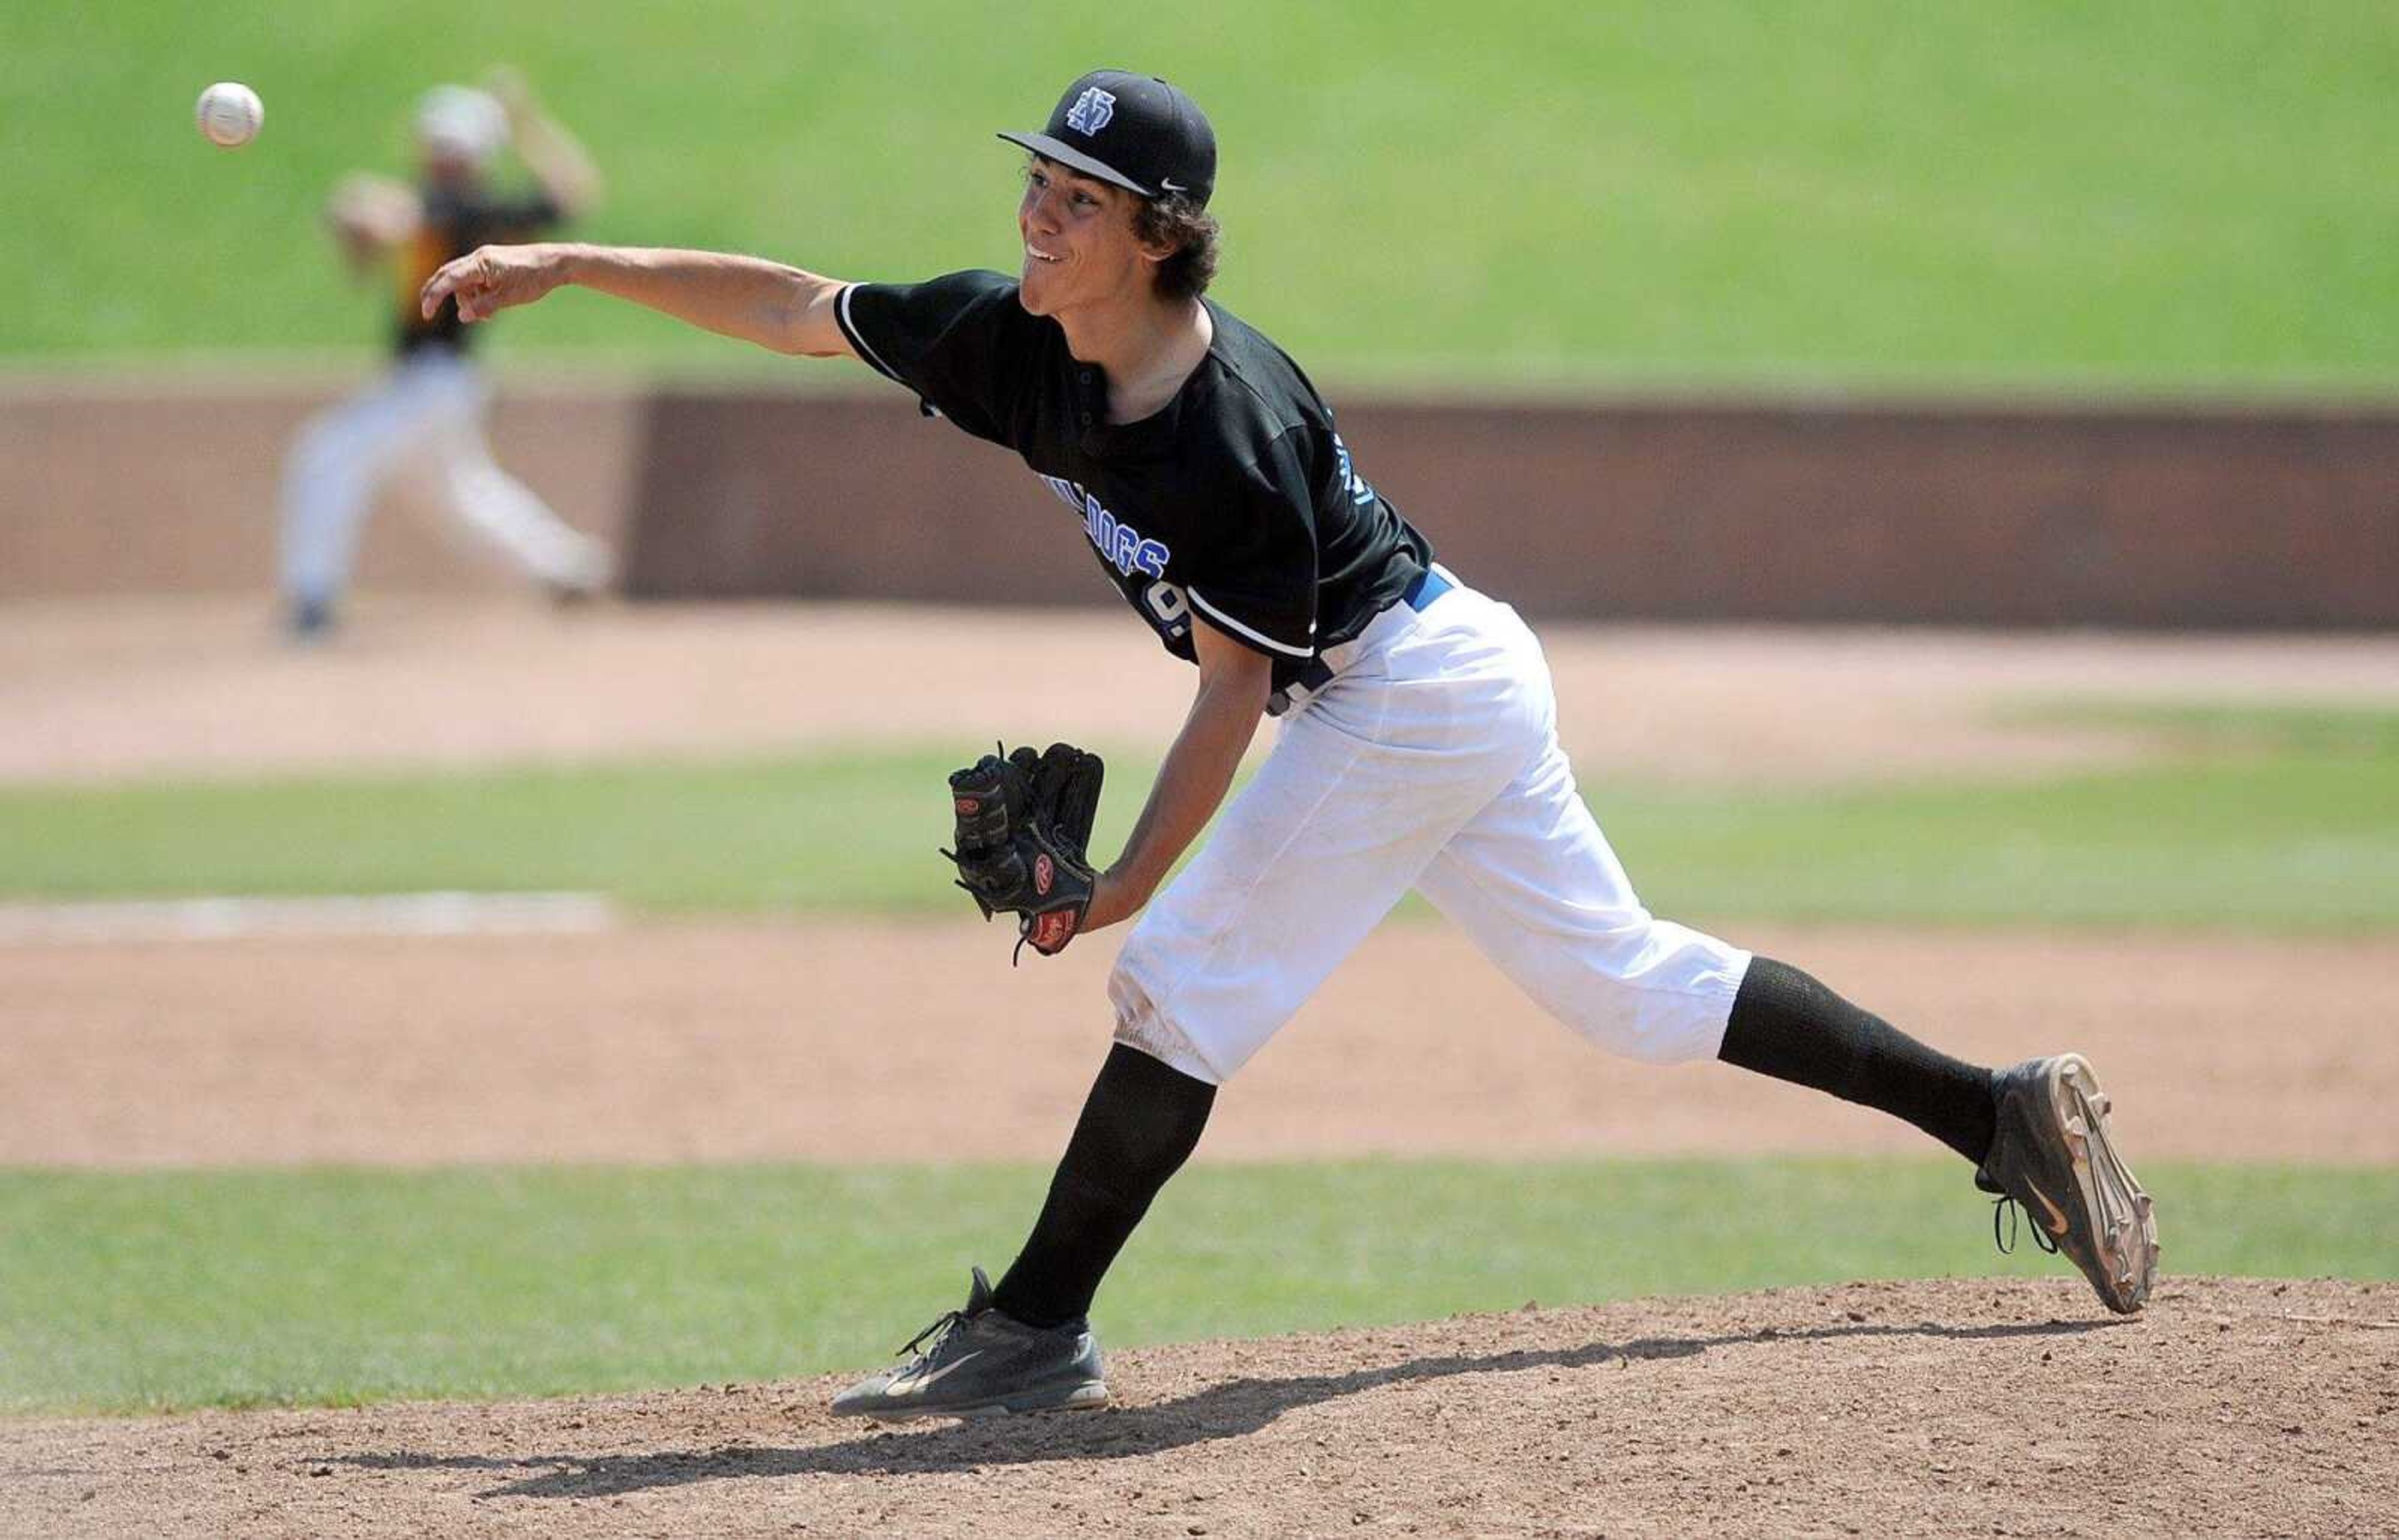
[0,892,620,945]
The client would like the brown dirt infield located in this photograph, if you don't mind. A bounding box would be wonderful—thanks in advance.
[6,598,2395,1536]
[14,595,2391,1172]
[4,1277,2392,1539]
[8,595,2399,788]
[7,921,2397,1168]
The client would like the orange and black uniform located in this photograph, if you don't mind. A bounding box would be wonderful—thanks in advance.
[394,184,562,357]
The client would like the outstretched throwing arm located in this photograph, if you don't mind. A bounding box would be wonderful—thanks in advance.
[418,244,858,357]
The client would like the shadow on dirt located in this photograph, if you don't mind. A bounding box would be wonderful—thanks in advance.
[337,1314,2127,1501]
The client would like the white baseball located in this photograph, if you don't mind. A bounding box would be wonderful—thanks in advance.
[196,82,264,149]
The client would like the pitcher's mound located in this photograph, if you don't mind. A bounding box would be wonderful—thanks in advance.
[7,1276,2391,1538]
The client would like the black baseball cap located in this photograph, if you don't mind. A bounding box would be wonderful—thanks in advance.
[998,69,1216,207]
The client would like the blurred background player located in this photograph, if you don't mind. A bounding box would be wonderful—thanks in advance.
[278,71,613,641]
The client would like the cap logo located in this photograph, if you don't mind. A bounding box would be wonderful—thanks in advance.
[1065,86,1116,136]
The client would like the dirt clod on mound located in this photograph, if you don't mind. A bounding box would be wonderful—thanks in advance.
[5,1277,2390,1539]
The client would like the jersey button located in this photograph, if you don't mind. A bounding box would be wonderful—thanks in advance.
[1079,411,1094,425]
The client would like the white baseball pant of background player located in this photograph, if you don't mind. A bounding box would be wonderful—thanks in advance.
[1110,564,1754,1084]
[278,349,611,608]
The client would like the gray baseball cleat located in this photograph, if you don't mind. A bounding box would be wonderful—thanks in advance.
[830,1267,1109,1420]
[1977,1053,2159,1314]
[285,597,336,643]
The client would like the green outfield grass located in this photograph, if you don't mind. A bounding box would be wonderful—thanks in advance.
[4,703,2395,930]
[0,1158,2388,1415]
[4,1,2393,385]
[2003,702,2399,757]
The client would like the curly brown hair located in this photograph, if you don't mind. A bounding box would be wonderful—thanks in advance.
[1133,192,1221,300]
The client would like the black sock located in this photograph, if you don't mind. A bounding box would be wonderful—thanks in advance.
[1717,956,1997,1165]
[991,1041,1216,1329]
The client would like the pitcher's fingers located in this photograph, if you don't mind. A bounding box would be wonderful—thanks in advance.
[419,259,471,320]
[421,250,497,319]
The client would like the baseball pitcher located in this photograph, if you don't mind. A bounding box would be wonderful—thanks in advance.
[422,69,2158,1420]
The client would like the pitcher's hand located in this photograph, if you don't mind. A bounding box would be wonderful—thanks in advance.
[420,243,569,324]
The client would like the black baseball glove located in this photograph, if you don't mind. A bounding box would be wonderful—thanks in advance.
[943,742,1106,961]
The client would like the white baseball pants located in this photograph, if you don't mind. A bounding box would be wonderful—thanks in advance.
[278,350,611,604]
[1110,569,1752,1085]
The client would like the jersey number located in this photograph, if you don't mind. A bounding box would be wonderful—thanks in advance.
[1142,581,1193,640]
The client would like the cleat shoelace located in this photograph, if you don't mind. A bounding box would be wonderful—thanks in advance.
[1990,1195,2061,1258]
[896,1309,969,1363]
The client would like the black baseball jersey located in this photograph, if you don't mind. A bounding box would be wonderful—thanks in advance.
[833,270,1433,690]
[394,184,564,357]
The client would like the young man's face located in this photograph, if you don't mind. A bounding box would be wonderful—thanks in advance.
[1017,157,1155,317]
[417,146,485,189]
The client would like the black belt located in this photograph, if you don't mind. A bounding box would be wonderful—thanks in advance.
[1269,565,1453,713]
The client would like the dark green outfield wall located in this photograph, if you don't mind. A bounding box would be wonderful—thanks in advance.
[627,389,2399,629]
